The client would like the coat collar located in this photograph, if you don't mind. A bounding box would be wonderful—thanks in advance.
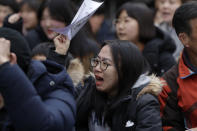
[179,52,197,79]
[110,74,162,109]
[132,74,150,89]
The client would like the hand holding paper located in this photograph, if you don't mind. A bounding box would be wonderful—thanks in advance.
[53,35,70,55]
[51,0,103,40]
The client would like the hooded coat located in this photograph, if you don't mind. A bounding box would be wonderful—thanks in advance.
[0,60,76,131]
[143,28,176,76]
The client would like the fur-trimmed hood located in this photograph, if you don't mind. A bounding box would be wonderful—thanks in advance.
[133,74,163,99]
[67,58,85,87]
[67,58,95,87]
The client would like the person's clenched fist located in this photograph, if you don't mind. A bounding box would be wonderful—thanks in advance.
[0,38,11,65]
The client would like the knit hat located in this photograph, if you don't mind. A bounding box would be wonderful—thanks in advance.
[0,27,31,73]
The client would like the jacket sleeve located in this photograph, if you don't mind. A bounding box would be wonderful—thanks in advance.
[158,81,185,131]
[0,63,76,131]
[47,47,73,68]
[135,93,162,131]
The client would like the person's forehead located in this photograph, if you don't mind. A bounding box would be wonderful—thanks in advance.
[98,46,113,60]
[189,18,197,27]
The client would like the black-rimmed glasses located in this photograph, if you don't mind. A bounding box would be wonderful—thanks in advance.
[90,57,111,71]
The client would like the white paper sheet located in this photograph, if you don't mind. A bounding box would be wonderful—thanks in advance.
[51,0,103,40]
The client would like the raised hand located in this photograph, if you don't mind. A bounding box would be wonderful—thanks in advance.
[53,34,70,55]
[0,38,11,65]
[8,13,21,24]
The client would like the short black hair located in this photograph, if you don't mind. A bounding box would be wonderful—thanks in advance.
[173,1,197,36]
[31,42,54,58]
[116,2,156,44]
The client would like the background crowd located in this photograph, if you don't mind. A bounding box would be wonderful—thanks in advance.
[0,0,196,131]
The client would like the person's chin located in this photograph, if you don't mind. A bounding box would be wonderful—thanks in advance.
[162,16,172,22]
[46,33,56,40]
[96,85,105,92]
[119,36,128,41]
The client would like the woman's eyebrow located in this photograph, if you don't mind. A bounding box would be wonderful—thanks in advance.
[102,58,113,62]
[97,56,112,62]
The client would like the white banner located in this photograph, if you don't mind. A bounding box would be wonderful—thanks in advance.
[51,0,103,40]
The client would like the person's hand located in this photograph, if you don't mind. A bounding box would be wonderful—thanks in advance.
[53,34,70,55]
[0,38,11,65]
[186,128,197,131]
[8,13,21,24]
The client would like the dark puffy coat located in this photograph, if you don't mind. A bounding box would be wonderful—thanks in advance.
[76,75,162,131]
[0,60,76,131]
[143,28,176,76]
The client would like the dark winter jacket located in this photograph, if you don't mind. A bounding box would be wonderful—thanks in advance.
[0,60,76,131]
[76,74,162,131]
[143,28,176,76]
[47,46,73,68]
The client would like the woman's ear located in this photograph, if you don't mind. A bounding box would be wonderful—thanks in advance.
[10,53,17,65]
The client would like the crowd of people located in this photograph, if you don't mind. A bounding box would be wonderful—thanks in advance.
[0,0,196,131]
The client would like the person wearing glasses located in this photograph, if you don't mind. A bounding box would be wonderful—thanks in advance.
[75,40,162,131]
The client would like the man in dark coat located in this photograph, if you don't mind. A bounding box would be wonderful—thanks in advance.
[0,27,76,131]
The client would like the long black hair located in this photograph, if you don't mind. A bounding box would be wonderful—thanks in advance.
[76,40,150,129]
[106,40,149,93]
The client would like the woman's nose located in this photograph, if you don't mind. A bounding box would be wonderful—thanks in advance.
[116,21,125,29]
[45,19,52,27]
[94,62,102,72]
